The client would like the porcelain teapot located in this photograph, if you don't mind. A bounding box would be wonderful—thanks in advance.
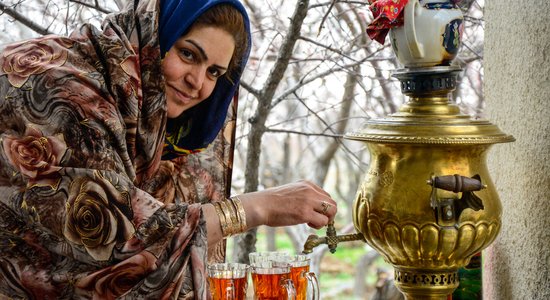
[389,0,463,67]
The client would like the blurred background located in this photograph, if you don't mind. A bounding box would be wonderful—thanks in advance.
[0,0,485,298]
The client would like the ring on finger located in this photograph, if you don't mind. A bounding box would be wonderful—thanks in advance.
[321,201,330,214]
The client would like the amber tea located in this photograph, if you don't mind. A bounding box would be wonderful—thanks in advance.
[207,263,249,300]
[251,264,295,300]
[287,255,318,300]
[208,276,247,300]
[289,265,309,300]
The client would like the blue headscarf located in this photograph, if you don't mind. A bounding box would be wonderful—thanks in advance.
[159,0,251,160]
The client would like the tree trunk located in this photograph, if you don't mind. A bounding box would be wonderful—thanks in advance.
[232,0,310,263]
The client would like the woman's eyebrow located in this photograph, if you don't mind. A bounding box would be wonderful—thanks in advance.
[185,39,228,71]
[185,39,208,61]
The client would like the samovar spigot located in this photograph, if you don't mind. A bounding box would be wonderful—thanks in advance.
[302,221,364,254]
[427,174,488,225]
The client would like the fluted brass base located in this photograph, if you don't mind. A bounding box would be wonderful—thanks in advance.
[394,267,458,300]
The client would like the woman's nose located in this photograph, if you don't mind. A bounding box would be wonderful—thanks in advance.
[185,65,206,90]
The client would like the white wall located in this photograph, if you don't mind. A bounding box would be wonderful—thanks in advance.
[484,1,550,299]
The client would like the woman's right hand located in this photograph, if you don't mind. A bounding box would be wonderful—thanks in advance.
[238,180,337,230]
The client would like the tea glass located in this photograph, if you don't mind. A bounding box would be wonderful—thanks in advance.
[207,263,249,300]
[249,252,296,300]
[249,251,289,266]
[249,252,318,300]
[286,255,319,300]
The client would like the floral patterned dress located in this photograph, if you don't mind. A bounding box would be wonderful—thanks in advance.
[0,0,237,299]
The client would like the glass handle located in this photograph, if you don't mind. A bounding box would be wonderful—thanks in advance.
[282,278,296,300]
[305,272,319,300]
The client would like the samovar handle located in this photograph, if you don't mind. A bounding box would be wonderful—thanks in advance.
[427,174,487,193]
[427,174,487,223]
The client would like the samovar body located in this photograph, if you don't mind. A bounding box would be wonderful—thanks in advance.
[346,67,514,299]
[302,67,513,300]
[353,142,499,298]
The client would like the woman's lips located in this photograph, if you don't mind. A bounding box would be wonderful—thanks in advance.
[169,85,196,104]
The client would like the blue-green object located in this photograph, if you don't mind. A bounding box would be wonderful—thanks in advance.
[453,252,482,300]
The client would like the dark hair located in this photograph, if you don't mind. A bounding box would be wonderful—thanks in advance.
[191,4,248,81]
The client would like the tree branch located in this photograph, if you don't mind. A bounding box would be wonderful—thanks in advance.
[258,0,310,107]
[293,92,366,169]
[299,35,356,61]
[309,1,368,9]
[69,0,112,14]
[270,56,370,109]
[243,0,311,195]
[317,0,337,36]
[264,128,343,138]
[0,2,52,35]
[239,80,261,97]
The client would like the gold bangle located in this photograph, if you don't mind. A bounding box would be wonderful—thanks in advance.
[213,202,230,236]
[230,196,247,232]
[220,200,239,236]
[214,197,247,238]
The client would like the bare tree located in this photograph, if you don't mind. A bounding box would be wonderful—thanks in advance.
[0,0,120,46]
[232,0,313,263]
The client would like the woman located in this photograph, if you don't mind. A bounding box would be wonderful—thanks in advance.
[0,0,337,298]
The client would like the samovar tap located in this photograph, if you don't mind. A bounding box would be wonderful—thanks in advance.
[302,221,363,254]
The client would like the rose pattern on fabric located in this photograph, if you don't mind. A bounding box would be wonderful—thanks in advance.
[2,127,68,188]
[75,250,157,299]
[64,172,135,261]
[0,0,232,297]
[144,160,177,205]
[120,55,142,102]
[1,35,73,88]
[136,45,164,101]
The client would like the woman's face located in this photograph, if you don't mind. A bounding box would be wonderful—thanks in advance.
[162,26,235,118]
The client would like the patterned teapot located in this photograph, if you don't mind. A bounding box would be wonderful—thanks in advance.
[389,0,463,67]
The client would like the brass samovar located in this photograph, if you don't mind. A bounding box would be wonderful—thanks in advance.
[303,66,514,299]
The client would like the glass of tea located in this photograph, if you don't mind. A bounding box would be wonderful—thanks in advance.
[286,255,319,300]
[250,260,296,300]
[249,252,318,300]
[207,263,249,300]
[249,251,289,266]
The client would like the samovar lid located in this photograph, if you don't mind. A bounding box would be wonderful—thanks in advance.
[345,66,515,145]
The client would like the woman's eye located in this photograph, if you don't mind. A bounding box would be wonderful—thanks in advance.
[179,49,194,61]
[207,67,222,78]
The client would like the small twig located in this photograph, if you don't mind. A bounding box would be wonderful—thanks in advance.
[264,128,343,138]
[317,0,338,36]
[69,0,111,14]
[0,2,51,35]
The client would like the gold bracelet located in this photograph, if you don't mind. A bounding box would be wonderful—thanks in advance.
[219,200,240,236]
[230,196,247,232]
[214,197,248,237]
[213,201,230,236]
